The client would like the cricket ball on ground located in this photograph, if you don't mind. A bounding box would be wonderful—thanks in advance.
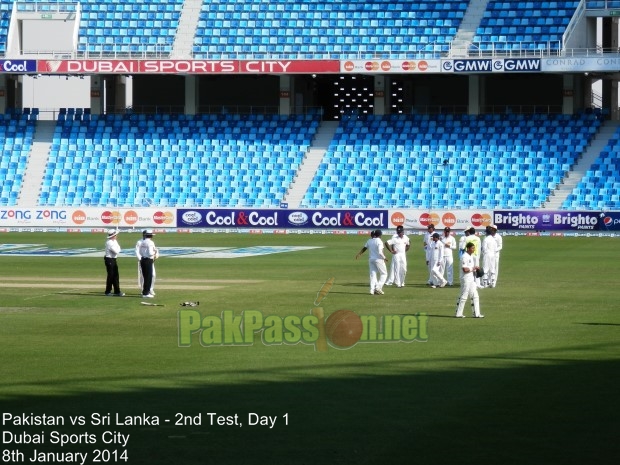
[325,309,363,349]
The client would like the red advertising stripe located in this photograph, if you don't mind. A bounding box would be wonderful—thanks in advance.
[237,60,339,73]
[37,59,340,74]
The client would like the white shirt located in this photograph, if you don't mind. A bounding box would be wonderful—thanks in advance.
[482,234,498,257]
[105,239,121,258]
[428,239,444,267]
[135,238,143,260]
[494,233,503,254]
[460,252,476,284]
[387,234,410,255]
[364,237,386,261]
[442,234,456,257]
[423,231,436,259]
[139,238,157,259]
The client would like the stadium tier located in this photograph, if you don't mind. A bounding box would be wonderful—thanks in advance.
[0,0,588,58]
[38,113,320,208]
[2,111,617,210]
[76,0,183,56]
[193,0,467,59]
[472,1,581,53]
[0,110,34,207]
[299,113,603,209]
[563,127,620,210]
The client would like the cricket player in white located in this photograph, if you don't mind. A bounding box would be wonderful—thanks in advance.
[356,229,388,295]
[428,233,447,288]
[441,227,456,286]
[423,224,436,285]
[493,226,503,286]
[455,242,484,318]
[481,224,498,288]
[385,226,410,287]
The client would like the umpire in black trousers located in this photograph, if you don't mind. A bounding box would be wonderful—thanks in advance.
[138,230,158,298]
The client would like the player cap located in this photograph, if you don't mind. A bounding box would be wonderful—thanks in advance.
[107,229,119,238]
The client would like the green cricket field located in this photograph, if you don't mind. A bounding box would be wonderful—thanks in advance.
[0,231,618,465]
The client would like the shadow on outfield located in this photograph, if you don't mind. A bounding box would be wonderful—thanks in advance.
[578,322,620,327]
[1,355,619,465]
[338,282,434,290]
[57,291,146,298]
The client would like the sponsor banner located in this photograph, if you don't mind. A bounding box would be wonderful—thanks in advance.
[542,56,620,73]
[493,210,601,231]
[388,209,494,232]
[594,212,620,231]
[341,59,440,73]
[0,59,37,73]
[177,209,388,229]
[0,208,175,228]
[37,59,339,75]
[441,58,541,73]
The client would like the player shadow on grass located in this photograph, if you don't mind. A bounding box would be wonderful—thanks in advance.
[57,291,144,298]
[340,282,434,289]
[577,322,620,326]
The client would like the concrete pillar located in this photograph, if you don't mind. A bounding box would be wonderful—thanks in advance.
[90,75,104,115]
[280,75,291,115]
[468,75,481,115]
[114,75,126,111]
[563,74,575,115]
[374,75,386,116]
[185,75,197,115]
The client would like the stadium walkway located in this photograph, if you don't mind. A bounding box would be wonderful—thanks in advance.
[284,121,339,208]
[545,120,617,209]
[18,120,55,207]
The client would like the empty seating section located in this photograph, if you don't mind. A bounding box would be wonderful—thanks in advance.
[472,1,580,52]
[585,1,620,8]
[193,0,467,59]
[0,110,36,207]
[2,110,615,210]
[563,129,620,210]
[38,114,320,208]
[300,114,601,210]
[0,0,608,58]
[0,1,11,56]
[75,0,183,56]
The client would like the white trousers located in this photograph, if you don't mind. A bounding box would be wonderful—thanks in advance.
[442,254,454,285]
[431,262,446,286]
[482,253,497,288]
[455,280,481,317]
[369,259,387,293]
[387,254,407,286]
